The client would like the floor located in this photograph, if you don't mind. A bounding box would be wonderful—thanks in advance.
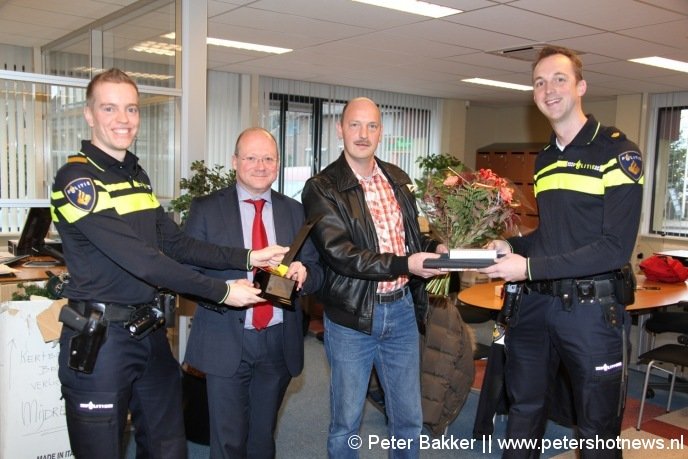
[125,319,688,458]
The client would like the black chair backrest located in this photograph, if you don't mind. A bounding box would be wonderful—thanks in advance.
[645,311,688,335]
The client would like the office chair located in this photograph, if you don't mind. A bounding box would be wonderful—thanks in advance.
[456,302,495,359]
[635,310,688,430]
[451,272,496,359]
[644,310,688,396]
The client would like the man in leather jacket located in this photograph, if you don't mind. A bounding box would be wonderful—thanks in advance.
[302,97,446,459]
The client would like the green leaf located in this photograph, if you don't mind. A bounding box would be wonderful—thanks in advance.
[168,160,236,224]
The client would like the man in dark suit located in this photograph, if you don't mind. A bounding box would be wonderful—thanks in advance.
[183,127,323,459]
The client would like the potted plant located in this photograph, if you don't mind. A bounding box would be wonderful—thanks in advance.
[168,160,236,224]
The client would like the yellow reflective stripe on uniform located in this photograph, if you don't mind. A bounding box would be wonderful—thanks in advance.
[110,192,160,214]
[51,179,159,223]
[535,173,605,196]
[534,157,642,196]
[101,179,149,193]
[52,189,114,223]
[90,178,159,215]
[533,160,562,181]
[604,168,644,187]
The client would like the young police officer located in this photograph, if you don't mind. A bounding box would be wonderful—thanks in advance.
[50,69,287,459]
[480,46,643,458]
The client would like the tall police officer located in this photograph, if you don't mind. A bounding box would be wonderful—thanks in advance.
[50,68,287,459]
[480,46,643,458]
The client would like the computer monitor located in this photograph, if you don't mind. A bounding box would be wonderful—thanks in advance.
[15,207,55,256]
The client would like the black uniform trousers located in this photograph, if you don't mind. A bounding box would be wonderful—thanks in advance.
[58,323,186,459]
[205,324,291,459]
[503,290,630,459]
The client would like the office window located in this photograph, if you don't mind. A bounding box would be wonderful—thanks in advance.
[648,92,688,237]
[261,77,441,201]
[0,72,179,234]
[0,77,46,232]
[0,0,180,235]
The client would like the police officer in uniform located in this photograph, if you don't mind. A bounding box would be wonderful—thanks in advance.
[50,69,287,459]
[480,46,643,458]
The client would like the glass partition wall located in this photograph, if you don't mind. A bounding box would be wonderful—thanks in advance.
[0,0,180,237]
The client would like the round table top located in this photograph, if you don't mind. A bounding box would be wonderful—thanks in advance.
[457,275,688,312]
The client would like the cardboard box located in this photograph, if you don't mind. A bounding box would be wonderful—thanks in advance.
[0,300,72,458]
[36,298,68,342]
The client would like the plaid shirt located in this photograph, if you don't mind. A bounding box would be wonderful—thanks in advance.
[356,163,408,293]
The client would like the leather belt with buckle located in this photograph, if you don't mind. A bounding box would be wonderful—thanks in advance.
[375,286,410,304]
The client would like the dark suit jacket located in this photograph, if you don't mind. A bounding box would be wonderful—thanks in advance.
[182,185,323,377]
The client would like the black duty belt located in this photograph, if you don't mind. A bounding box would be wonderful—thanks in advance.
[68,300,152,322]
[375,286,410,304]
[524,271,618,304]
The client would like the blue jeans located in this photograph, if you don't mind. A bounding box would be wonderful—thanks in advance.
[324,291,422,459]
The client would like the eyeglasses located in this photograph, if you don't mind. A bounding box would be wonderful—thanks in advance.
[238,156,278,166]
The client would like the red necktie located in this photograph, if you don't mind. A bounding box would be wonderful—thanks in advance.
[246,199,273,330]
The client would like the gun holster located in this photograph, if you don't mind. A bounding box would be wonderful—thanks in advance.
[59,303,108,374]
[499,281,523,327]
[613,263,636,306]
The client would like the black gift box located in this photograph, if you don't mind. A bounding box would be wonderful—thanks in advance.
[253,218,319,307]
[423,249,500,270]
[254,268,296,306]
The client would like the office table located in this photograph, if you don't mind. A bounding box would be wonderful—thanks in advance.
[458,275,688,359]
[0,256,66,300]
[0,256,65,282]
[458,275,688,312]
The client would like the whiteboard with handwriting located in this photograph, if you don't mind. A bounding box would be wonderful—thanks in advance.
[0,300,72,459]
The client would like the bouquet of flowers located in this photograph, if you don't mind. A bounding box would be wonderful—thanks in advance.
[415,156,522,295]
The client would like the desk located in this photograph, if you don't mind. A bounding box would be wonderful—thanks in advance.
[0,256,66,301]
[0,256,65,284]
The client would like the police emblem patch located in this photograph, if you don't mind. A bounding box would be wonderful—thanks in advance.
[64,178,97,212]
[617,151,643,182]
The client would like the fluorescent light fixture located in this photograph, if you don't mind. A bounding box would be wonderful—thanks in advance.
[73,67,173,81]
[130,40,180,56]
[462,78,532,91]
[157,33,292,54]
[629,56,688,74]
[353,0,461,18]
[206,37,292,54]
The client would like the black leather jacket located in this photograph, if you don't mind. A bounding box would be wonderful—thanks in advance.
[302,153,438,334]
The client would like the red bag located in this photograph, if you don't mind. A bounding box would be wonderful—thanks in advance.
[639,255,688,283]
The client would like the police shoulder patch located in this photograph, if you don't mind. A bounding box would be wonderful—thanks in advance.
[617,151,643,182]
[64,178,97,212]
